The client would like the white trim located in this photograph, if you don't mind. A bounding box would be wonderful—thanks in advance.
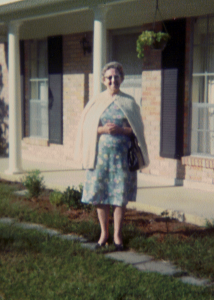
[92,5,109,96]
[0,0,21,5]
[0,0,136,22]
[30,78,48,82]
[193,73,214,76]
[6,21,23,174]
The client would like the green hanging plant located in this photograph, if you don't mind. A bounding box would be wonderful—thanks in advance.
[136,30,170,59]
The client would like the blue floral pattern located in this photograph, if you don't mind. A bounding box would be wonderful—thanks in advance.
[81,102,137,207]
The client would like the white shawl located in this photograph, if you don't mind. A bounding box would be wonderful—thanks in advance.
[74,90,149,169]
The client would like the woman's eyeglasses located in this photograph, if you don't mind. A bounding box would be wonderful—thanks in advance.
[105,75,120,81]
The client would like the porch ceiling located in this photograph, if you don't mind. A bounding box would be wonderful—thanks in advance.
[0,0,213,39]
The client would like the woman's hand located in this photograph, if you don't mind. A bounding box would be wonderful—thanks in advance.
[98,123,132,136]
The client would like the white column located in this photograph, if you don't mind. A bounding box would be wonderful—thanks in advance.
[92,5,109,97]
[6,21,23,174]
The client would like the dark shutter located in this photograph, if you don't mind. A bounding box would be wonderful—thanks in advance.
[20,40,25,138]
[48,36,63,144]
[160,69,179,158]
[160,19,186,158]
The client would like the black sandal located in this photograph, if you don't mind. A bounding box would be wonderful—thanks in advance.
[114,242,124,251]
[95,241,108,250]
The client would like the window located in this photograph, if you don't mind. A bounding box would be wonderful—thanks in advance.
[191,15,214,156]
[29,40,49,139]
[27,36,63,144]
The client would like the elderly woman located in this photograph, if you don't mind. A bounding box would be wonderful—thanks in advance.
[75,61,149,250]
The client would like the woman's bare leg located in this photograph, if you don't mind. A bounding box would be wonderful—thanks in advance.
[113,205,126,245]
[96,204,110,245]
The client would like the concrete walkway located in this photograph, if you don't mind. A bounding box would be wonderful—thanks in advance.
[0,217,212,287]
[1,157,214,226]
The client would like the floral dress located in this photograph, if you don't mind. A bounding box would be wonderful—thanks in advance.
[81,102,137,207]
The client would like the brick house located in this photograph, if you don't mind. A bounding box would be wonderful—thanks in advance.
[0,0,214,191]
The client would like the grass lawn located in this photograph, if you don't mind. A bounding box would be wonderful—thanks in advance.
[0,179,214,299]
[1,224,214,300]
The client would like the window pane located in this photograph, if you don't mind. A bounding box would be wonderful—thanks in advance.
[207,45,214,72]
[197,131,210,154]
[208,17,214,45]
[38,41,47,78]
[208,76,214,104]
[30,41,37,78]
[30,100,41,136]
[192,77,205,103]
[198,107,209,130]
[30,81,38,99]
[193,45,206,73]
[194,18,207,45]
[192,104,214,155]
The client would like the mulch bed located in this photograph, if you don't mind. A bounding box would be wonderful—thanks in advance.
[1,178,209,242]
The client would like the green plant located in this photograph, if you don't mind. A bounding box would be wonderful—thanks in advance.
[61,185,83,209]
[136,30,170,58]
[49,190,63,206]
[49,185,93,212]
[22,170,45,198]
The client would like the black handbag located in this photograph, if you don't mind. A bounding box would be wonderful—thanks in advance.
[128,136,144,172]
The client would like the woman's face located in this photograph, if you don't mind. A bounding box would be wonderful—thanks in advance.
[103,68,122,95]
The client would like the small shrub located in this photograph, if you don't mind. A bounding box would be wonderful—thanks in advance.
[49,185,93,212]
[61,186,83,209]
[50,190,63,206]
[22,170,45,198]
[60,184,93,212]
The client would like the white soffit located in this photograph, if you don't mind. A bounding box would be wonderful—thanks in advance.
[0,0,214,39]
[0,0,214,22]
[0,0,23,5]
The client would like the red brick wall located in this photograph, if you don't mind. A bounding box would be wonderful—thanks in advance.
[182,156,214,185]
[63,32,93,160]
[141,70,185,179]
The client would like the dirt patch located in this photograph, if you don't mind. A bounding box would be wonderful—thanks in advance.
[123,209,206,242]
[26,197,208,241]
[3,179,208,242]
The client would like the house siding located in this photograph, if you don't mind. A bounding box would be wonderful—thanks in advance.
[1,15,214,190]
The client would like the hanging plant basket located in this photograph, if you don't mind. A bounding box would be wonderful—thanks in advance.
[136,31,170,59]
[152,38,168,50]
